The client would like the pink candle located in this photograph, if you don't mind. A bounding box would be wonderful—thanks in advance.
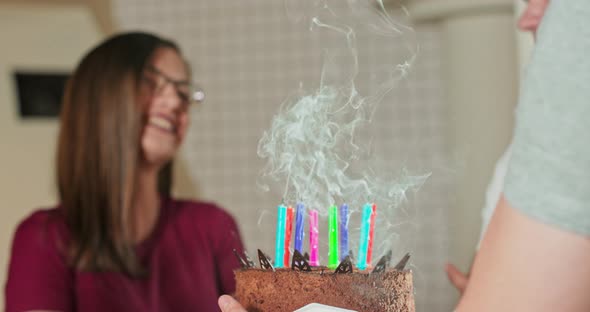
[284,206,294,267]
[309,209,319,266]
[366,203,377,266]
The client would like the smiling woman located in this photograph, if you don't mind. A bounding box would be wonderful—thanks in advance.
[4,32,244,312]
[139,47,193,169]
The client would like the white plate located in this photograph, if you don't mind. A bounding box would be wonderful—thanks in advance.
[294,303,357,312]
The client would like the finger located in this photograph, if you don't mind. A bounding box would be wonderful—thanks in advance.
[445,263,468,292]
[218,295,247,312]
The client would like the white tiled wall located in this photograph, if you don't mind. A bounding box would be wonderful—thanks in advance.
[113,1,455,310]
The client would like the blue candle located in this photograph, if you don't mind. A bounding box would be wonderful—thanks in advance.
[339,203,349,261]
[294,203,305,253]
[357,203,372,270]
[274,204,287,268]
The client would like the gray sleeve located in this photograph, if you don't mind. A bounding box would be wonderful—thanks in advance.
[504,0,590,236]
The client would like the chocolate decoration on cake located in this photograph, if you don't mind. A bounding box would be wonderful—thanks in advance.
[291,250,312,271]
[258,249,275,271]
[303,252,310,261]
[393,253,411,271]
[233,249,250,269]
[371,250,392,274]
[334,255,353,274]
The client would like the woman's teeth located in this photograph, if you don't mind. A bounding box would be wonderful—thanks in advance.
[149,116,175,132]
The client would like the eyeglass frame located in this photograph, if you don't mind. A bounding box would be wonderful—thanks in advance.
[141,65,205,107]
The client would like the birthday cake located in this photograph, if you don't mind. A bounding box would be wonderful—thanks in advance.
[233,250,415,312]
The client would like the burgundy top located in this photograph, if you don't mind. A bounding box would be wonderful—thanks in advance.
[5,197,244,312]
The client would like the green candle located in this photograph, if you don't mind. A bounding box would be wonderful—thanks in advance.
[328,204,339,269]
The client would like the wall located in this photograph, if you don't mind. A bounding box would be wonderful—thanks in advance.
[443,11,518,272]
[113,1,454,310]
[0,5,103,307]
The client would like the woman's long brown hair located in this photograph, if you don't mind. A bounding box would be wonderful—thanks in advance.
[57,32,178,277]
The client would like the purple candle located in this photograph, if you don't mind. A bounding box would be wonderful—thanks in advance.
[339,203,349,261]
[294,203,305,253]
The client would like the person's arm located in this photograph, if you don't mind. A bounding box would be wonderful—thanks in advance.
[457,195,590,311]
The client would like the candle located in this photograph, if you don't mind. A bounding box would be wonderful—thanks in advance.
[357,203,372,270]
[366,203,377,267]
[309,209,319,266]
[274,204,287,268]
[294,203,305,253]
[339,203,349,261]
[284,206,294,267]
[328,205,339,269]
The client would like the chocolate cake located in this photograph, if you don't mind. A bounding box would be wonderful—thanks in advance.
[233,250,415,312]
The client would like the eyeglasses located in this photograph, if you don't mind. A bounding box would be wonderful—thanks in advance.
[142,65,205,106]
